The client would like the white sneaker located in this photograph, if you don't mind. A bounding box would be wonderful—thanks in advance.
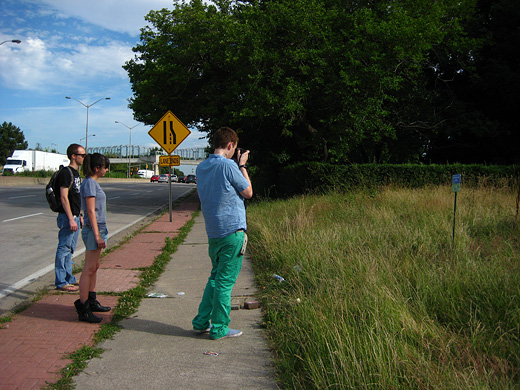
[193,327,211,335]
[218,328,243,339]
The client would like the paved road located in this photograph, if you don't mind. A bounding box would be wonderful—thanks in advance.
[0,180,196,303]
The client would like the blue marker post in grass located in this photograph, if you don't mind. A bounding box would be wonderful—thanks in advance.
[452,174,461,245]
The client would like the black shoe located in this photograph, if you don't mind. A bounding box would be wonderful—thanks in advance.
[88,291,111,312]
[74,299,102,323]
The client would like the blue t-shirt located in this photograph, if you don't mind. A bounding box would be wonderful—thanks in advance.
[80,177,107,229]
[196,154,250,238]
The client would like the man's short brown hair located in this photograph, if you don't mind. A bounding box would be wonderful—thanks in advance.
[66,143,83,159]
[213,127,239,149]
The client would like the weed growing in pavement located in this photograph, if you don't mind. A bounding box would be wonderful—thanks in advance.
[42,346,104,390]
[247,186,520,389]
[92,322,121,344]
[111,215,196,322]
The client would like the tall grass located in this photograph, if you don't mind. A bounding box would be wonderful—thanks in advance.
[247,185,519,389]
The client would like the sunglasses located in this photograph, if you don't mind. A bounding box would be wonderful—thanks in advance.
[75,153,87,157]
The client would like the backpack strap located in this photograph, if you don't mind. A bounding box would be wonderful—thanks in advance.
[65,166,74,190]
[54,167,74,195]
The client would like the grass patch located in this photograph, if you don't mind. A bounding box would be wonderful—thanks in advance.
[248,186,519,389]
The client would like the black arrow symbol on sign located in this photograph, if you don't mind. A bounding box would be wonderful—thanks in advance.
[163,121,177,145]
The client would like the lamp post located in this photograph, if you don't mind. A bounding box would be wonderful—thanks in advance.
[0,39,21,45]
[80,134,96,145]
[66,96,110,152]
[115,121,140,178]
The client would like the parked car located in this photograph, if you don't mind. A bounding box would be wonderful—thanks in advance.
[171,174,178,182]
[186,174,197,184]
[150,175,160,183]
[158,174,170,183]
[178,175,186,183]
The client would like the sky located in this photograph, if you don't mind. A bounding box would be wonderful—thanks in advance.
[0,0,208,155]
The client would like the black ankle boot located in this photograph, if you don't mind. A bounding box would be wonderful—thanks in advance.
[74,299,102,323]
[88,291,111,312]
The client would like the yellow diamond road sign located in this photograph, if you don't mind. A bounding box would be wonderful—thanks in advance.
[148,111,191,154]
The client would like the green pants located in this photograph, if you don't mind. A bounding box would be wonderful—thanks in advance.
[192,231,244,339]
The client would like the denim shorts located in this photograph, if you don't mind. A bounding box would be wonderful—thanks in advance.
[82,225,108,250]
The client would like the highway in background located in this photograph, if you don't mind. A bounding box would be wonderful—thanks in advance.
[0,180,196,304]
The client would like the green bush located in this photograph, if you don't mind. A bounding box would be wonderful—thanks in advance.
[275,163,519,197]
[104,171,127,178]
[109,163,128,174]
[16,169,55,178]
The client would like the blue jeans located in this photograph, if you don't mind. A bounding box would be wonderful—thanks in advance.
[55,213,79,288]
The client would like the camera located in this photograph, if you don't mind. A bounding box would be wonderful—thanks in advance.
[232,147,246,164]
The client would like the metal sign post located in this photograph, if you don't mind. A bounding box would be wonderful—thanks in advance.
[169,166,173,220]
[148,111,191,222]
[452,174,461,246]
[159,155,181,221]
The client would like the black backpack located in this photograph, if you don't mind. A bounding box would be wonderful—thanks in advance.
[45,167,73,212]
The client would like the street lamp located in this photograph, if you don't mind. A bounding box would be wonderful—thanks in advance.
[80,134,96,144]
[115,121,140,178]
[66,96,110,152]
[0,40,21,45]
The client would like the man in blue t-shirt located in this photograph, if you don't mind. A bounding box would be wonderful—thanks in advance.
[192,127,253,340]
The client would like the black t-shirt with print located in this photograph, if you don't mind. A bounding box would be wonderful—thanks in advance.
[55,166,81,216]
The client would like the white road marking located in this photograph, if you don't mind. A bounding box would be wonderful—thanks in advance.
[3,212,43,223]
[8,195,36,199]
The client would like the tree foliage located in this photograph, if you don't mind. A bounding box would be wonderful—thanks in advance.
[442,0,519,163]
[124,0,517,170]
[0,122,28,165]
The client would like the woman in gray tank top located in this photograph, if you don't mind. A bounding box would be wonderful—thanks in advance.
[74,153,111,323]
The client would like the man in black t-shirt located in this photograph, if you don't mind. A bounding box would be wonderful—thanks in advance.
[54,144,86,291]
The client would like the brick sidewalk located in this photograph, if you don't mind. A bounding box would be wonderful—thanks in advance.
[0,192,199,390]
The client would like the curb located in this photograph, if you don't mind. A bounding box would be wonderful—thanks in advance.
[0,177,152,187]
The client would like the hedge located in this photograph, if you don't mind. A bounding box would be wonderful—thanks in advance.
[274,163,519,197]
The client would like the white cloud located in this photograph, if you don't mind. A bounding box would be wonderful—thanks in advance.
[0,37,49,90]
[0,36,133,91]
[59,42,132,79]
[34,0,174,36]
[0,1,163,91]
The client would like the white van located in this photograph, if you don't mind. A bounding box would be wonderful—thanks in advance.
[137,169,154,179]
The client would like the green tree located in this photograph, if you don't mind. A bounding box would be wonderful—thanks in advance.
[390,0,519,164]
[149,147,163,155]
[124,0,478,170]
[433,0,520,164]
[0,122,28,165]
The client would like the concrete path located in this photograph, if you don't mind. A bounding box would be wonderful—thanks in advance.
[0,191,277,390]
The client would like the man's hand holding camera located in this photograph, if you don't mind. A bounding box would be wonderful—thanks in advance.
[233,147,249,169]
[232,146,252,198]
